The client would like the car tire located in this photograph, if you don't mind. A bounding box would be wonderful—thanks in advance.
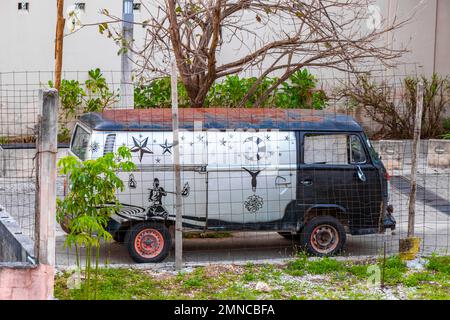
[125,222,171,263]
[300,216,346,256]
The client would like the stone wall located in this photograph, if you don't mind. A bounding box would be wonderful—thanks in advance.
[0,207,54,300]
[0,264,54,300]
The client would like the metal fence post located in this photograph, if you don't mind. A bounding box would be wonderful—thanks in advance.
[35,89,59,267]
[171,62,183,270]
[120,0,135,109]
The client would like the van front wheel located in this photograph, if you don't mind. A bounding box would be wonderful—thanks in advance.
[300,216,346,256]
[125,222,171,263]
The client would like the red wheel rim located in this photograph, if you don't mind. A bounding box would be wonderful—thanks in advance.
[310,224,339,254]
[134,228,164,258]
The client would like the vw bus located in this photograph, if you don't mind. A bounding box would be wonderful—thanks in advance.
[67,108,396,263]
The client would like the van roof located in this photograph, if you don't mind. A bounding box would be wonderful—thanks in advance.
[78,108,363,132]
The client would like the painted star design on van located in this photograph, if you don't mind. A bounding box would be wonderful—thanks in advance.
[196,134,205,143]
[155,157,161,163]
[219,138,227,146]
[160,139,173,155]
[131,136,153,162]
[89,141,100,153]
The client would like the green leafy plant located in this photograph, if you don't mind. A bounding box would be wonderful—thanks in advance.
[135,69,326,109]
[50,69,119,143]
[56,146,136,299]
[134,77,189,108]
[84,68,118,112]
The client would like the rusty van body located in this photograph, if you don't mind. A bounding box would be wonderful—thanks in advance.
[66,109,396,262]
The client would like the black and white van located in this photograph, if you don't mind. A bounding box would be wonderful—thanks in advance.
[67,108,396,263]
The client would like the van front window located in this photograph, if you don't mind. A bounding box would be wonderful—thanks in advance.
[365,136,381,163]
[71,125,90,160]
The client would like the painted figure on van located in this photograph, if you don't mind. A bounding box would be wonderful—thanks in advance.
[128,174,137,189]
[147,178,169,218]
[147,179,191,218]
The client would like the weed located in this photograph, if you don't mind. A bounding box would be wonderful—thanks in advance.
[426,254,450,274]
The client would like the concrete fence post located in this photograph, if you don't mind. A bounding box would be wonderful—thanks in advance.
[171,62,183,270]
[34,89,58,268]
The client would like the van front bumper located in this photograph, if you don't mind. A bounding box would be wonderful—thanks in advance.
[383,204,396,230]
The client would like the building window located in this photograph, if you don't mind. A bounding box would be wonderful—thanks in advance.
[18,2,29,12]
[74,2,85,12]
[133,3,142,11]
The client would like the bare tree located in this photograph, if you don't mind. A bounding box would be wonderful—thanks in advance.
[100,0,413,107]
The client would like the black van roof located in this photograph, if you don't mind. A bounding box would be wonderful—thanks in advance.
[79,108,363,132]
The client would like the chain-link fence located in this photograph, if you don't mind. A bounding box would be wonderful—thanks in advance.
[0,69,448,269]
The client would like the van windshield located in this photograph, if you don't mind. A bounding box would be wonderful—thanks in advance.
[71,125,90,160]
[365,135,380,163]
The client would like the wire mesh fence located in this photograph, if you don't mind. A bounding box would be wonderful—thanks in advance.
[0,72,40,240]
[0,69,448,269]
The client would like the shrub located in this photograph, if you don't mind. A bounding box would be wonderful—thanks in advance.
[49,69,119,143]
[339,73,450,139]
[134,69,327,109]
[57,146,136,299]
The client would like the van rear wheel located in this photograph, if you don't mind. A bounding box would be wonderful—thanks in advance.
[125,222,171,263]
[300,216,346,256]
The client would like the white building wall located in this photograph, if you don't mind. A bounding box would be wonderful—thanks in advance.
[0,0,448,76]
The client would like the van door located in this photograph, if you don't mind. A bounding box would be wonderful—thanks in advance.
[298,132,382,233]
[113,131,208,229]
[206,130,296,230]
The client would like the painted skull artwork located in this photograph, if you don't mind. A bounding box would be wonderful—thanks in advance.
[242,167,264,213]
[243,167,261,192]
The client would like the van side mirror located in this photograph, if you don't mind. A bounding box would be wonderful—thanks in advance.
[356,165,366,182]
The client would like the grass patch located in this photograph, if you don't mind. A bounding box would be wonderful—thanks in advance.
[306,257,345,274]
[426,254,450,274]
[380,256,407,285]
[55,255,450,300]
[286,255,345,276]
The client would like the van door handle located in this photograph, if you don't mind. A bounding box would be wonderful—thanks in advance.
[275,176,291,187]
[300,179,313,186]
[194,165,207,173]
[356,165,366,182]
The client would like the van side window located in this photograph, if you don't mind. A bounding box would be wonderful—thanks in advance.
[349,135,367,164]
[71,125,90,160]
[303,134,366,165]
